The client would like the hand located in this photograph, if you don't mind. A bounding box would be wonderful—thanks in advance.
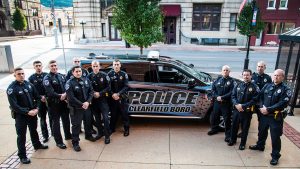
[41,96,46,102]
[60,93,66,101]
[235,104,244,112]
[82,102,89,110]
[28,109,38,116]
[260,105,269,115]
[112,93,120,100]
[216,96,222,102]
[93,92,100,98]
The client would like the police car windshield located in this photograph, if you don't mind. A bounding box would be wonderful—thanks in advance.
[175,60,212,83]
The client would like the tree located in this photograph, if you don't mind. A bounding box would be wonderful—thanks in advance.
[237,1,265,69]
[12,7,27,37]
[112,0,164,55]
[237,2,264,37]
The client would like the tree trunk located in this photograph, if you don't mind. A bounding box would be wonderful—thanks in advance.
[140,46,143,55]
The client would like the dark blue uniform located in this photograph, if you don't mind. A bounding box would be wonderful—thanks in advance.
[108,70,129,133]
[66,68,88,81]
[209,76,235,139]
[28,72,52,140]
[255,83,291,160]
[252,72,272,90]
[230,81,259,147]
[65,77,94,145]
[43,72,71,144]
[7,80,44,159]
[88,71,111,138]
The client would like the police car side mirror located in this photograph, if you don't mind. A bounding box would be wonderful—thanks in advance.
[189,64,194,68]
[188,78,196,89]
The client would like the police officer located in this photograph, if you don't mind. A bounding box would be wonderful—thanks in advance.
[108,59,130,136]
[66,57,88,81]
[228,69,259,150]
[249,69,291,166]
[66,66,96,152]
[28,60,51,143]
[43,60,71,149]
[207,65,235,143]
[7,68,48,164]
[88,61,111,144]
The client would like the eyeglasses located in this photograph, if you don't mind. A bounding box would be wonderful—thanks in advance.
[74,61,80,63]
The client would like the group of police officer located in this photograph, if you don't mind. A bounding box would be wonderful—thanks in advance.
[7,57,130,164]
[208,61,291,166]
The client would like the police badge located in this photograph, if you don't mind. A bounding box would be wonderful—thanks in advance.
[120,76,123,80]
[227,81,231,85]
[264,78,267,82]
[249,87,253,92]
[277,89,281,93]
[100,78,103,82]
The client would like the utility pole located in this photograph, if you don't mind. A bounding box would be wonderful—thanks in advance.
[51,0,59,47]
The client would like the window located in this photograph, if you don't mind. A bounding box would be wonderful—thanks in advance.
[266,22,295,34]
[157,65,190,84]
[15,0,23,9]
[267,0,276,9]
[192,4,221,31]
[279,0,288,8]
[32,8,38,16]
[0,0,3,8]
[101,23,106,37]
[229,13,237,31]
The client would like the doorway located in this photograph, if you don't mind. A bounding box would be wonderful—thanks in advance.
[163,17,176,44]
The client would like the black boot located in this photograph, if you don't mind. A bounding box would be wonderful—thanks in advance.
[124,126,129,137]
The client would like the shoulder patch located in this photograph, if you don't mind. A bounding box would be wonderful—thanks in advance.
[106,76,110,81]
[65,83,70,90]
[125,74,128,79]
[44,80,49,86]
[7,88,13,95]
[287,90,292,97]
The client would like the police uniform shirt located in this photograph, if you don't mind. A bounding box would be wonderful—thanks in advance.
[108,70,129,95]
[66,68,88,81]
[252,72,272,90]
[28,72,48,95]
[232,81,260,110]
[87,71,111,97]
[212,76,236,102]
[260,82,291,114]
[65,77,93,108]
[43,72,66,99]
[7,80,40,115]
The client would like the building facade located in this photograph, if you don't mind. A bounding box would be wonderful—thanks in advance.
[0,0,43,37]
[256,0,300,46]
[73,0,247,45]
[0,0,14,36]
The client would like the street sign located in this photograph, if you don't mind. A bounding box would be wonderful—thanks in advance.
[252,8,258,26]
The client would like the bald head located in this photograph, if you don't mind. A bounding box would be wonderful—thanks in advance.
[273,69,285,85]
[73,57,81,66]
[221,65,230,77]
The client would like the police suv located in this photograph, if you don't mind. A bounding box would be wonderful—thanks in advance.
[81,51,214,119]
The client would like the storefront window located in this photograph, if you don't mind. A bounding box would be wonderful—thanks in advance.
[266,22,295,34]
[192,4,221,31]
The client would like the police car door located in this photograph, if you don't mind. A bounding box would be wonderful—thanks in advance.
[148,63,204,117]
